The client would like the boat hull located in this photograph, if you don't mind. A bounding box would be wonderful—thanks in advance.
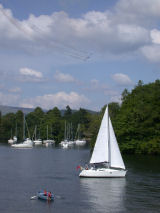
[11,139,33,148]
[37,191,54,201]
[79,168,126,178]
[11,143,33,148]
[8,136,17,144]
[33,140,42,145]
[43,140,55,144]
[75,140,86,146]
[62,143,69,148]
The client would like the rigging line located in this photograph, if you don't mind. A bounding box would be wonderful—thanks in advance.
[0,2,91,61]
[30,23,90,59]
[0,6,87,60]
[48,40,88,60]
[28,24,88,60]
[0,6,32,40]
[2,0,91,60]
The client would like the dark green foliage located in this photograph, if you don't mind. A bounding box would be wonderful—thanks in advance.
[114,79,160,154]
[64,105,72,118]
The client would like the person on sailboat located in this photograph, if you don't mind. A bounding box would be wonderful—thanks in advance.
[85,164,89,170]
[48,192,52,200]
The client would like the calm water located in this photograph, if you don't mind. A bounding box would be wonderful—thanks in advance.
[0,144,159,213]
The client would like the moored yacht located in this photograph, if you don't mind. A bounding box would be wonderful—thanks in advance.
[12,138,33,148]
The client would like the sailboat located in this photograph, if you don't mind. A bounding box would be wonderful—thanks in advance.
[67,123,75,146]
[12,115,33,148]
[75,124,86,146]
[33,125,42,145]
[8,124,18,144]
[79,105,126,178]
[43,125,55,146]
[60,121,69,148]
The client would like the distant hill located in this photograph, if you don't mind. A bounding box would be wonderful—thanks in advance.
[0,105,98,116]
[0,105,35,115]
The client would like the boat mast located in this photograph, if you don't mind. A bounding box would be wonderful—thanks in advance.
[64,121,67,140]
[47,125,48,140]
[11,128,12,138]
[107,105,111,168]
[23,114,25,140]
[15,122,17,137]
[35,125,37,140]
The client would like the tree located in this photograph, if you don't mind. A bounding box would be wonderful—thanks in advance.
[121,89,130,102]
[64,105,72,120]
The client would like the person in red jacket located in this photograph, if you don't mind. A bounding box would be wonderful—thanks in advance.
[48,192,52,200]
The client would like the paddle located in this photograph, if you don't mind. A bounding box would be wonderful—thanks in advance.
[30,195,37,200]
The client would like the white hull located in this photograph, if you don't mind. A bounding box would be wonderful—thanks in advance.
[11,143,33,148]
[79,168,126,178]
[33,139,42,145]
[62,142,69,148]
[11,138,33,148]
[43,139,55,144]
[68,140,75,146]
[60,140,67,146]
[45,141,55,147]
[8,136,17,144]
[75,139,86,146]
[8,139,14,144]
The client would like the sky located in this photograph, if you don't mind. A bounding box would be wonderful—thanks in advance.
[0,0,160,111]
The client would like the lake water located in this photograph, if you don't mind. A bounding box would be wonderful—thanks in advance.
[0,144,159,213]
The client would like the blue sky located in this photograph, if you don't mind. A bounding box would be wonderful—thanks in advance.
[0,0,160,111]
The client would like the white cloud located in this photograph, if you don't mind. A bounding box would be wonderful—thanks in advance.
[20,103,34,109]
[20,91,90,109]
[115,0,160,24]
[8,87,21,93]
[112,73,133,86]
[0,92,19,106]
[18,67,45,82]
[54,71,76,83]
[117,24,149,45]
[90,79,99,84]
[140,29,160,63]
[19,67,42,78]
[0,2,152,60]
[110,95,122,103]
[151,29,160,44]
[89,79,109,91]
[141,45,160,62]
[0,1,160,64]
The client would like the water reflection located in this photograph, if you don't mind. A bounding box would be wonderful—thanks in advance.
[80,178,126,213]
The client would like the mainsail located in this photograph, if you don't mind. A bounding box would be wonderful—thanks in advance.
[90,106,109,164]
[89,105,125,170]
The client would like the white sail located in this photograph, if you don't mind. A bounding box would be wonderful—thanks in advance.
[90,106,109,164]
[90,105,125,170]
[109,118,125,170]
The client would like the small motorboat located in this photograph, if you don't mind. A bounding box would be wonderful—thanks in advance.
[37,191,54,201]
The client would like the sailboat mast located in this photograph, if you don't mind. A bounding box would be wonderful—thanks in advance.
[47,125,48,140]
[64,121,66,140]
[11,128,12,138]
[107,106,111,168]
[15,122,17,137]
[23,114,25,140]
